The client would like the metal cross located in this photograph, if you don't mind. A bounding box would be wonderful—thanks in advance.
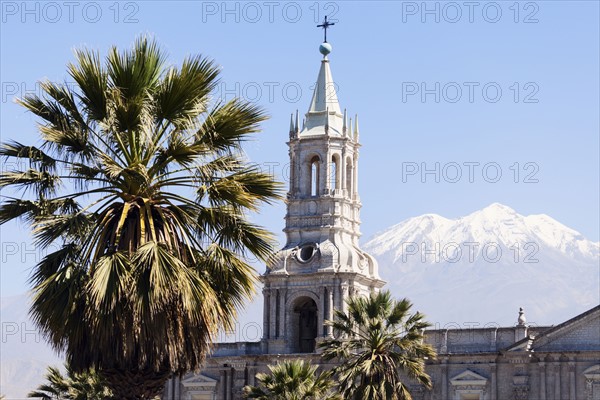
[317,16,335,43]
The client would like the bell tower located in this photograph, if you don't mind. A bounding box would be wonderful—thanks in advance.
[261,37,385,354]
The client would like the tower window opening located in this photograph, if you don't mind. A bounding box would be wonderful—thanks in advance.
[310,156,320,196]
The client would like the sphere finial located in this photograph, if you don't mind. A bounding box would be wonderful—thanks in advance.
[319,42,332,56]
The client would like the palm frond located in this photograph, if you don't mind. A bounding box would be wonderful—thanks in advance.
[3,36,279,399]
[319,291,437,400]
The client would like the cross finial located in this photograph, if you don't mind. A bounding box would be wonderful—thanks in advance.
[317,16,335,43]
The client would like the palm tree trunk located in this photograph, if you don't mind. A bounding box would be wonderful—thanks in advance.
[101,367,171,399]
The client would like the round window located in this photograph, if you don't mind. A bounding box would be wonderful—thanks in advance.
[297,244,317,263]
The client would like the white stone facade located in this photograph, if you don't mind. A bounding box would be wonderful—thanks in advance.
[165,306,600,400]
[161,45,600,400]
[260,50,384,355]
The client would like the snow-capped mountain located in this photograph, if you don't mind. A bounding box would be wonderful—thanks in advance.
[364,203,600,327]
[1,204,598,397]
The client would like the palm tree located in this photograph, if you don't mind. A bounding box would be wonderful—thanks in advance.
[27,366,68,400]
[243,360,341,400]
[319,291,436,400]
[27,364,111,399]
[1,37,281,399]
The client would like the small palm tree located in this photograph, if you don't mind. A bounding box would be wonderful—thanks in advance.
[27,364,111,399]
[1,37,280,399]
[243,360,341,400]
[319,291,436,400]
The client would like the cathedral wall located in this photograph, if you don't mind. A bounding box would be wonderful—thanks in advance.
[166,350,600,400]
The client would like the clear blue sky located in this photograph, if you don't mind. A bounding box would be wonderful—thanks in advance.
[1,1,598,297]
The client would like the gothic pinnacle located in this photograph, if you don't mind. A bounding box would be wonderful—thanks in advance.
[295,109,300,134]
[289,113,295,136]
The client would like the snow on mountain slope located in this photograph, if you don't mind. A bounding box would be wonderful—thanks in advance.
[364,203,600,327]
[1,204,598,396]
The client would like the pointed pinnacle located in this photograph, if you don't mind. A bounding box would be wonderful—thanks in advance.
[289,113,295,134]
[295,110,300,133]
[343,108,347,135]
[354,114,360,140]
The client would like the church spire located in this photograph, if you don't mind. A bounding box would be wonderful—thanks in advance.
[302,27,344,136]
[261,22,385,354]
[307,46,341,114]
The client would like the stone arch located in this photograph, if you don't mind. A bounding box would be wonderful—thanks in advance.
[286,290,320,310]
[305,153,322,197]
[330,153,341,192]
[286,290,320,354]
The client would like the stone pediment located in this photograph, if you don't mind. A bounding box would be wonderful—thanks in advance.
[450,370,488,386]
[530,306,600,352]
[181,374,218,388]
[584,365,600,380]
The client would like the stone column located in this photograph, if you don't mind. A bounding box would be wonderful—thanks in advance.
[263,289,270,340]
[333,280,340,311]
[490,363,497,400]
[441,358,448,400]
[173,376,180,399]
[341,283,349,314]
[247,366,257,387]
[569,360,576,400]
[226,368,233,400]
[323,151,330,194]
[269,290,277,339]
[341,149,347,195]
[166,377,173,399]
[554,359,561,400]
[289,151,296,194]
[353,155,359,199]
[440,330,448,354]
[278,288,287,339]
[220,369,227,400]
[539,362,547,400]
[327,287,334,337]
[318,286,325,337]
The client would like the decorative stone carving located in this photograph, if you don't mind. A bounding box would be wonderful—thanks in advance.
[584,365,600,400]
[450,370,488,398]
[513,375,530,400]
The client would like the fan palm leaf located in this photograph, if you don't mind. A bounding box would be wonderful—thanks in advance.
[2,36,281,399]
[319,291,436,400]
[243,360,341,400]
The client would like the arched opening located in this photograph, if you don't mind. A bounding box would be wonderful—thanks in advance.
[310,156,320,196]
[292,297,318,353]
[330,154,340,192]
[346,157,353,195]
